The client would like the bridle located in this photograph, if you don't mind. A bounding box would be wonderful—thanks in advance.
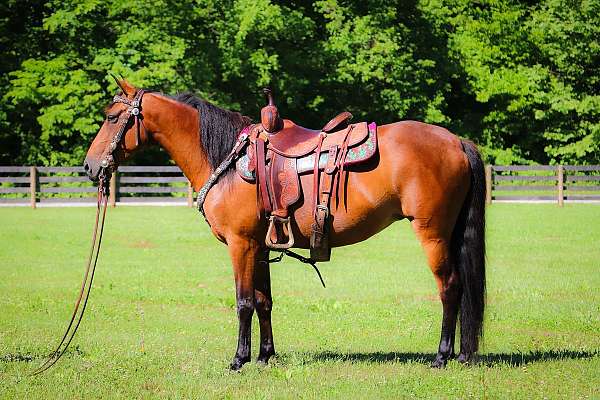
[32,89,147,376]
[99,89,147,174]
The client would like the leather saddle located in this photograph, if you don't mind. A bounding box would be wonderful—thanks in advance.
[236,89,378,261]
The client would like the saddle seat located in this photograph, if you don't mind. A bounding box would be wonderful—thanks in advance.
[267,115,369,158]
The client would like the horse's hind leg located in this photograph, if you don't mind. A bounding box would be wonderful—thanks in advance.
[228,238,260,371]
[411,220,461,368]
[254,251,275,364]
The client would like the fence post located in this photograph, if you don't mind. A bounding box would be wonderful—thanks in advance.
[557,165,564,207]
[109,171,118,207]
[187,180,194,207]
[29,166,37,209]
[485,165,492,205]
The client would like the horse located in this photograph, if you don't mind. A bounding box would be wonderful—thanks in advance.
[84,79,486,370]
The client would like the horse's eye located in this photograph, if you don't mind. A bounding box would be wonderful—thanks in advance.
[107,114,118,123]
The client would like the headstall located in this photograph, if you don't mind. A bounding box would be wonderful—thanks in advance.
[99,89,147,174]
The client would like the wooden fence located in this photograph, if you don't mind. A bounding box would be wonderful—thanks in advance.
[1,165,599,207]
[0,166,193,208]
[485,165,600,205]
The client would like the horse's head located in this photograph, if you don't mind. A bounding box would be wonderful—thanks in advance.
[84,79,152,181]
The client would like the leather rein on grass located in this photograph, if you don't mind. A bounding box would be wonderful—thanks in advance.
[32,88,146,375]
[31,176,109,375]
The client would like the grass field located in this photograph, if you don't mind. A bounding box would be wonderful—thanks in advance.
[1,204,599,399]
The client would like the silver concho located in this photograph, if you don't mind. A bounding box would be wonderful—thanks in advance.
[131,107,140,116]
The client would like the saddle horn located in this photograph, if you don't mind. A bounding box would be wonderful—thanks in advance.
[261,88,283,133]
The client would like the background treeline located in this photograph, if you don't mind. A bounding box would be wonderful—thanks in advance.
[1,0,598,166]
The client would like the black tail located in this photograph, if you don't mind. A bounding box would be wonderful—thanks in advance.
[453,140,486,355]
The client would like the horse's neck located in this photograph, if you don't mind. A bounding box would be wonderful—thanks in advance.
[146,94,210,191]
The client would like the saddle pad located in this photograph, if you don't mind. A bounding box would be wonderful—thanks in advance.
[236,122,377,181]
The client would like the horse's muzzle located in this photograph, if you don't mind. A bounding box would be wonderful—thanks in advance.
[83,157,101,181]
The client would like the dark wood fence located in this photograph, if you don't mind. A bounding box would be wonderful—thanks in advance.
[0,166,193,208]
[2,165,599,207]
[485,165,600,205]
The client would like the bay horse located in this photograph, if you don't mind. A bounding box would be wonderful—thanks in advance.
[84,79,485,370]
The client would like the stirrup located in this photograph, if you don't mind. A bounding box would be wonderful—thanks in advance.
[265,215,295,249]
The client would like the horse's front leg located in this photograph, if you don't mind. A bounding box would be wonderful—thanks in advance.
[228,237,260,371]
[255,250,275,364]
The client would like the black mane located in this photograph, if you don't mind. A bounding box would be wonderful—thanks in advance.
[173,93,252,170]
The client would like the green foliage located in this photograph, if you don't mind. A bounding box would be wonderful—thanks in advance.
[430,0,600,164]
[1,0,599,166]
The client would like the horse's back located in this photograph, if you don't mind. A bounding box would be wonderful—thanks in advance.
[211,120,473,248]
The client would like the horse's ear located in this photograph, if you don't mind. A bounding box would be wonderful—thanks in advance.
[109,73,125,92]
[118,79,136,97]
[108,73,136,97]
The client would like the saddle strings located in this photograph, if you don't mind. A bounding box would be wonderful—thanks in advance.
[31,176,109,376]
[268,250,326,288]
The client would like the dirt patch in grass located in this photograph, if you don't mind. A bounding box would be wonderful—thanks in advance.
[128,240,156,249]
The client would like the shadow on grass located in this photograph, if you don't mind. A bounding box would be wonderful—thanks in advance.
[306,349,599,367]
[1,346,85,364]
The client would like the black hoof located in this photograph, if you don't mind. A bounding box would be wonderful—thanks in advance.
[256,352,275,365]
[431,356,448,368]
[229,357,250,371]
[457,353,472,364]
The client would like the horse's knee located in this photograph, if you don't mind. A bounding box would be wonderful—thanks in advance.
[254,293,272,312]
[237,297,254,318]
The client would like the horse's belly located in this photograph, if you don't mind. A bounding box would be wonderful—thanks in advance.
[290,159,402,248]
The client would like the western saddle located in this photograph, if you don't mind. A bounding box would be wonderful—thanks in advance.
[236,89,378,261]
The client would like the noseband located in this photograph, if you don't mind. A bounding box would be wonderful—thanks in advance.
[100,89,147,173]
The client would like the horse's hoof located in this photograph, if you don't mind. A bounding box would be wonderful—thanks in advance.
[431,357,447,368]
[457,353,472,364]
[229,357,249,371]
[256,352,275,365]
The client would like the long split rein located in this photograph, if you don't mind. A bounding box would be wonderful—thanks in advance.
[31,174,110,375]
[31,89,146,376]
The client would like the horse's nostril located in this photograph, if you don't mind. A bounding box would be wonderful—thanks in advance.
[83,160,94,178]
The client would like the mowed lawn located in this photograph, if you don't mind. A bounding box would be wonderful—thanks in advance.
[0,204,599,399]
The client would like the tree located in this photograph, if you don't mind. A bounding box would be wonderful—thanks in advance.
[2,0,599,166]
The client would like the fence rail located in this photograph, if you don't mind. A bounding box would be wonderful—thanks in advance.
[485,165,600,205]
[0,166,193,208]
[1,165,600,207]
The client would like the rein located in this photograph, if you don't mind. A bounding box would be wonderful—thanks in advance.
[32,176,110,375]
[33,90,146,375]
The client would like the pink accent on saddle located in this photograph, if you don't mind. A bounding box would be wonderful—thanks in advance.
[238,125,251,138]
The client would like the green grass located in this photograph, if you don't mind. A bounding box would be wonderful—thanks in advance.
[1,204,599,399]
